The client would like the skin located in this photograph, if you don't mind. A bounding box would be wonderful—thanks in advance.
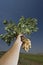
[0,34,23,65]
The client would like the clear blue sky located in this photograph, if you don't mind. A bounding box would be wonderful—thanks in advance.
[0,0,43,54]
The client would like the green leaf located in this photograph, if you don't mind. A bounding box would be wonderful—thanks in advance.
[3,20,8,25]
[0,34,3,38]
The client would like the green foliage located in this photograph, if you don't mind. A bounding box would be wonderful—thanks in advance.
[0,16,38,45]
[18,16,38,34]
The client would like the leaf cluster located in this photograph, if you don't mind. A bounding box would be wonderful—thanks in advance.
[0,16,38,45]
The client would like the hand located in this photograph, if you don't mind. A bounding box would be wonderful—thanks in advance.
[16,34,23,45]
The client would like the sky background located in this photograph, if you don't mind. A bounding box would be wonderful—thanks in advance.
[0,0,43,54]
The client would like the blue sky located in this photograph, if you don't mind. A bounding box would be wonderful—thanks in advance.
[0,0,43,54]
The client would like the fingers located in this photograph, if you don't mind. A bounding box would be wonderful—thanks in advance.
[17,34,23,40]
[16,34,23,42]
[16,34,23,45]
[18,34,23,37]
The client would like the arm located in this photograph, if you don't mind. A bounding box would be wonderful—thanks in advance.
[0,34,22,65]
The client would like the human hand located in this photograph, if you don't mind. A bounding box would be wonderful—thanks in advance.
[16,34,23,45]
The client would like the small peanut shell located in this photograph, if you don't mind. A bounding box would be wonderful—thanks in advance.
[21,36,31,52]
